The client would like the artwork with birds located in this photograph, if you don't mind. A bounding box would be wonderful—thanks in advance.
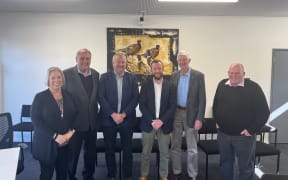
[114,40,142,55]
[143,44,160,59]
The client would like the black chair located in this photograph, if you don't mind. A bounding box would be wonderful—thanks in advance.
[260,124,278,147]
[0,112,25,174]
[255,167,288,180]
[13,105,33,147]
[260,174,288,180]
[255,124,281,173]
[95,117,160,179]
[197,118,281,180]
[196,118,218,180]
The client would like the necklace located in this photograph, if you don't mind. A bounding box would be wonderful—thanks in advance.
[56,98,64,118]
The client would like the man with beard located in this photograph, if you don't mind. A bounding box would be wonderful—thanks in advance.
[138,60,177,180]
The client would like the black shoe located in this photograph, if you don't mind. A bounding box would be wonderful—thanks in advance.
[171,173,182,180]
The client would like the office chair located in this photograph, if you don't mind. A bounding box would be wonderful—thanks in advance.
[255,167,288,180]
[13,105,33,147]
[196,118,219,180]
[255,124,281,173]
[0,112,25,174]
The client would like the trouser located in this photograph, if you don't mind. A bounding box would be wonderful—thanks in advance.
[217,130,256,180]
[103,125,133,178]
[171,108,198,178]
[68,129,97,180]
[140,129,171,177]
[40,145,69,180]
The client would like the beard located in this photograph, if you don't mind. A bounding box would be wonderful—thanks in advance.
[153,73,163,80]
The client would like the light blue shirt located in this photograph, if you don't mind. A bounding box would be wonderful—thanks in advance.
[115,72,124,112]
[177,68,191,107]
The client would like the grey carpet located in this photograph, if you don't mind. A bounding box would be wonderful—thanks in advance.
[16,144,288,180]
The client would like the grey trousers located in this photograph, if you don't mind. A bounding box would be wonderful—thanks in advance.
[171,108,198,178]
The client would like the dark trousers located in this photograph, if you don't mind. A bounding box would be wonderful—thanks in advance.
[103,125,133,178]
[217,130,256,180]
[68,129,97,180]
[39,145,69,180]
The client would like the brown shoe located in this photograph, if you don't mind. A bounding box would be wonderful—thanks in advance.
[108,177,115,180]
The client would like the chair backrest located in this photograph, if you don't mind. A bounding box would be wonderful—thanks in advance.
[199,118,217,134]
[133,117,142,133]
[198,118,218,140]
[0,112,13,149]
[20,105,32,123]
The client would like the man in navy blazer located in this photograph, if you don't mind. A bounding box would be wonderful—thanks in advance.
[99,52,139,180]
[63,48,99,180]
[139,60,176,180]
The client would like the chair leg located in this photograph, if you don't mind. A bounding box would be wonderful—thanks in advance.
[205,154,208,180]
[276,154,280,173]
[30,131,33,151]
[119,151,122,180]
[95,153,98,166]
[157,152,160,180]
[21,131,24,143]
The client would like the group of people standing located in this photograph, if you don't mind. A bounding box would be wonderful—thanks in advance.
[31,48,270,180]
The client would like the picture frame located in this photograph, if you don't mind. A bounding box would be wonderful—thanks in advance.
[107,27,179,85]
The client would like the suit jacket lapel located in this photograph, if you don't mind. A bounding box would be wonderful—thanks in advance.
[187,70,195,100]
[148,78,156,117]
[160,79,167,115]
[90,70,98,104]
[109,72,118,106]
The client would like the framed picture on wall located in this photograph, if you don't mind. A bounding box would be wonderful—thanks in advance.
[107,27,179,85]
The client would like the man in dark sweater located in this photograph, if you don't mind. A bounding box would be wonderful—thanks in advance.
[213,63,270,180]
[63,48,99,180]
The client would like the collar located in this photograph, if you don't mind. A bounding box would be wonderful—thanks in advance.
[153,78,163,85]
[114,71,124,77]
[180,68,191,76]
[77,66,91,76]
[225,79,245,87]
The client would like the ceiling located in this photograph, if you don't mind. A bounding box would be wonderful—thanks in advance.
[0,0,288,17]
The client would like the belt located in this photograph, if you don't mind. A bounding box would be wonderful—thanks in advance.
[177,105,187,110]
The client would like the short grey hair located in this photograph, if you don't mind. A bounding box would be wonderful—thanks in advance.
[76,48,92,59]
[177,50,191,60]
[112,52,127,63]
[46,67,65,86]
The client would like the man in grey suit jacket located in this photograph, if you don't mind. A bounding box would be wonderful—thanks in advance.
[170,50,206,180]
[63,48,99,180]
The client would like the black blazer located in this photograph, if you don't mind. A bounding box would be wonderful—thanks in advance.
[139,77,177,134]
[31,89,77,165]
[63,66,99,131]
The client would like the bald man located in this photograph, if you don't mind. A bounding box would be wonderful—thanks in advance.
[213,63,270,180]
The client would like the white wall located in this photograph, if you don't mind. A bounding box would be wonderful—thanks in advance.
[1,13,288,139]
[0,63,3,113]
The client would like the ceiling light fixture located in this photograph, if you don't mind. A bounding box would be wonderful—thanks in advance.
[159,0,238,2]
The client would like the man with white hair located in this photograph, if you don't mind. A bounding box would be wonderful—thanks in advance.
[170,50,206,180]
